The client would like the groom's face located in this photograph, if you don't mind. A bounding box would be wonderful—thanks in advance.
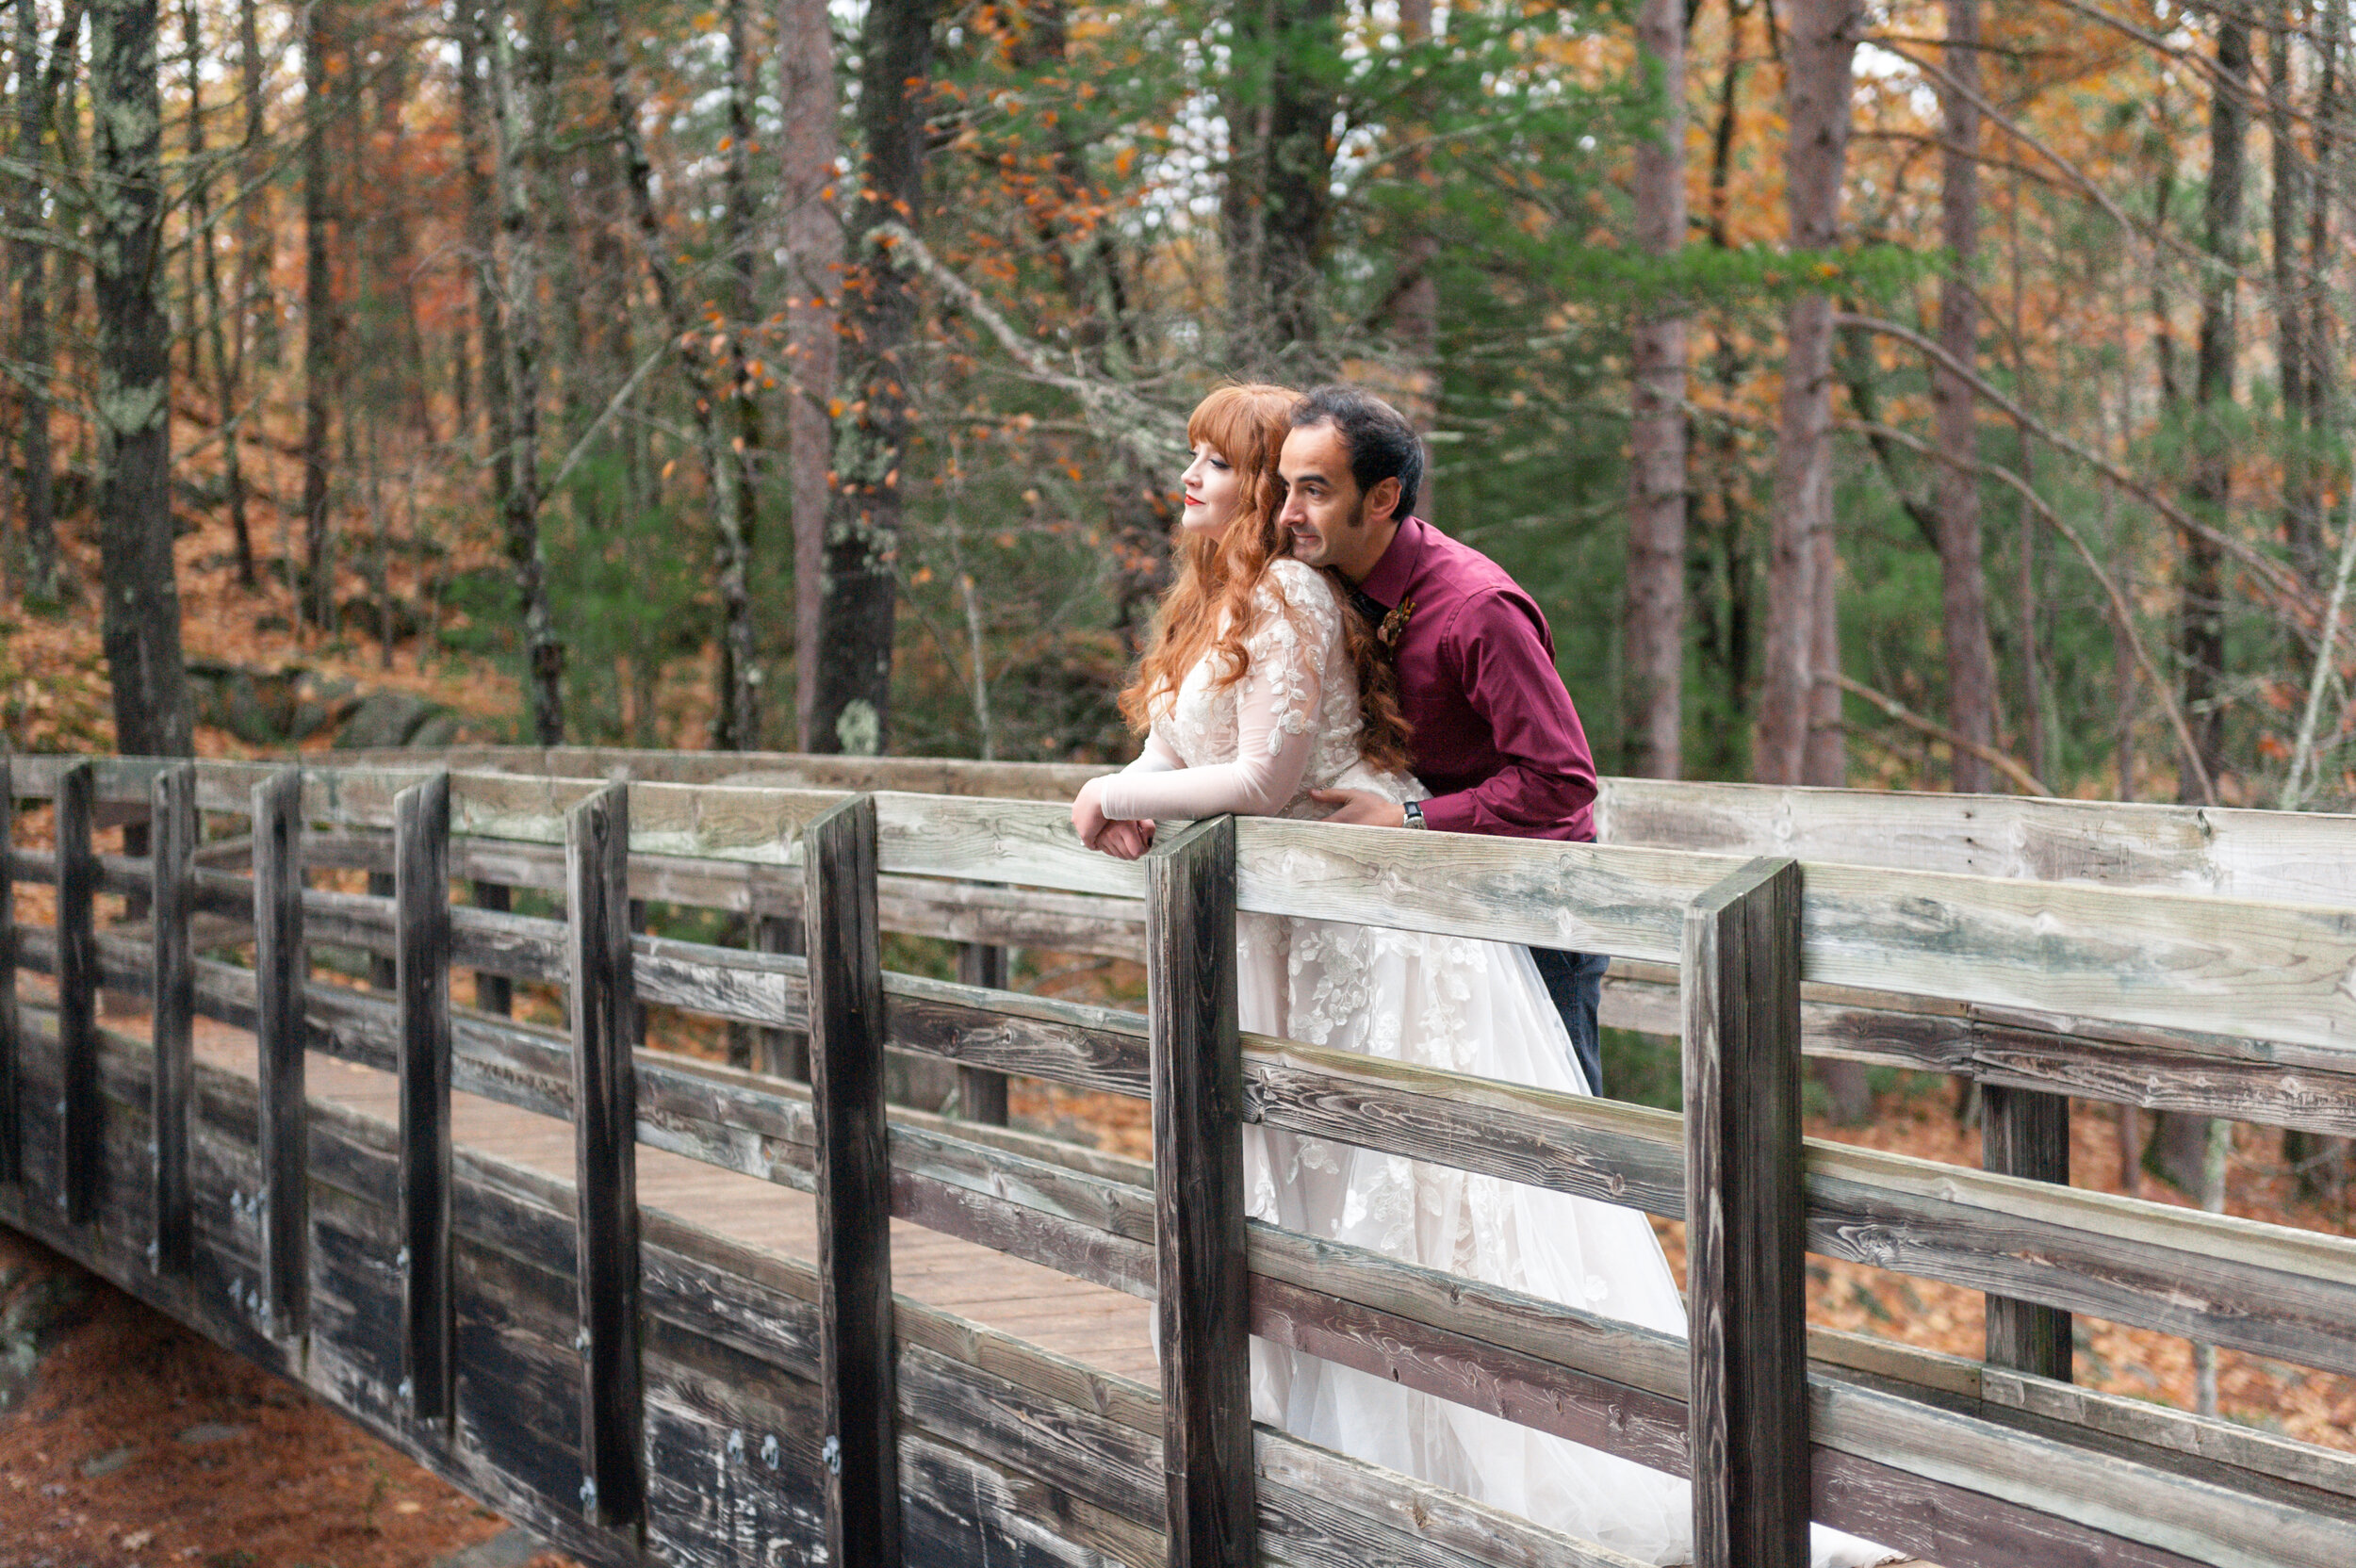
[1278,422,1401,583]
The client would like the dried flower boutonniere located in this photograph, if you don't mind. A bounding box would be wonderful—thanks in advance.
[1378,596,1415,650]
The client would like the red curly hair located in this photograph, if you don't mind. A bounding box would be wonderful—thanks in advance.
[1119,384,1413,776]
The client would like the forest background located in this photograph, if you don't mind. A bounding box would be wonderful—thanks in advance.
[7,0,2355,808]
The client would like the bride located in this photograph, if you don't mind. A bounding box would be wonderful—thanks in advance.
[1069,384,1896,1568]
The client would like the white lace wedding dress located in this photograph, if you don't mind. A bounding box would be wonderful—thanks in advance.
[1097,560,1894,1568]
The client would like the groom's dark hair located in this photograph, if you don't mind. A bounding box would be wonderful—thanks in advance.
[1291,385,1422,522]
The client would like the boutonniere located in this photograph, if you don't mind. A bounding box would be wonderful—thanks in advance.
[1378,596,1415,650]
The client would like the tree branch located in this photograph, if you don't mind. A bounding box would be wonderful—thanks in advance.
[1837,311,2309,619]
[871,220,1187,472]
[1838,413,2218,805]
[1831,672,2050,794]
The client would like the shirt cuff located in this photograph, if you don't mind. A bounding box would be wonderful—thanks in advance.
[1416,791,1476,834]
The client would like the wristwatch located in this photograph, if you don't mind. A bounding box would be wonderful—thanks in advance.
[1401,800,1428,829]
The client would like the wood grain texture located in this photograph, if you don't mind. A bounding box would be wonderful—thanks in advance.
[1981,1084,2071,1381]
[1,751,20,1187]
[252,767,308,1339]
[1604,963,2356,1137]
[803,794,903,1568]
[150,763,197,1275]
[56,760,99,1224]
[955,941,1009,1127]
[1595,776,2356,909]
[397,773,456,1427]
[1683,857,1808,1568]
[564,781,646,1527]
[1144,815,1252,1568]
[1248,1271,1690,1476]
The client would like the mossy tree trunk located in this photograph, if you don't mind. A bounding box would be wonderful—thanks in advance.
[808,0,937,757]
[90,0,190,758]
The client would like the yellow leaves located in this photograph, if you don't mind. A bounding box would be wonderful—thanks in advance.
[692,10,718,28]
[661,459,679,482]
[911,565,934,586]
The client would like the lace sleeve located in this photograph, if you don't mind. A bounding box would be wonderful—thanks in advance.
[1097,561,1343,820]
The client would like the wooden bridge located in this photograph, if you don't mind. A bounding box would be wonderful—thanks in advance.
[2,744,2353,1568]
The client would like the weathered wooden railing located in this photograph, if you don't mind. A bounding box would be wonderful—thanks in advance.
[2,749,2353,1568]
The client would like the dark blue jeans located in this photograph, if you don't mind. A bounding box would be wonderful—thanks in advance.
[1529,947,1609,1096]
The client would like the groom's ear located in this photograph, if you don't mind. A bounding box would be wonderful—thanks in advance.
[1366,475,1403,526]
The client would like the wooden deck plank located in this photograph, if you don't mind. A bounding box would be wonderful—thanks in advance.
[190,1029,1156,1376]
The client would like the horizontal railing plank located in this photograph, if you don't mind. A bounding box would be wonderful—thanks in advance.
[1596,777,2356,910]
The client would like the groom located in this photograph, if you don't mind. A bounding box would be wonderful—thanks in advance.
[1282,384,1613,1097]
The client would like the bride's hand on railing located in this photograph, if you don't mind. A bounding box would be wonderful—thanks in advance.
[1096,820,1153,859]
[1071,778,1153,859]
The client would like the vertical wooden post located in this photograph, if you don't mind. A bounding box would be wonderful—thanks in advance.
[1683,856,1808,1568]
[397,773,454,1427]
[150,763,198,1275]
[804,795,900,1568]
[1145,815,1252,1568]
[956,940,1009,1125]
[0,751,19,1188]
[56,760,99,1225]
[472,880,513,1016]
[252,767,308,1340]
[754,912,807,1080]
[1983,1086,2072,1380]
[566,781,644,1527]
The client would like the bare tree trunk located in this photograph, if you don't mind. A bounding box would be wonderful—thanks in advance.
[300,0,337,629]
[2305,1,2345,578]
[90,0,191,758]
[596,0,754,748]
[9,0,74,603]
[2147,14,2254,1200]
[1757,0,1857,787]
[519,0,582,447]
[1220,0,1339,370]
[455,7,511,502]
[491,4,562,743]
[1623,0,1687,780]
[1933,0,1996,793]
[183,0,253,588]
[782,0,842,751]
[368,41,432,444]
[2269,0,2316,586]
[808,0,936,755]
[710,0,762,749]
[237,0,274,368]
[2181,13,2249,804]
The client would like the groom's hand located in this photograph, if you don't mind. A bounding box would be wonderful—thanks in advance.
[1309,788,1408,828]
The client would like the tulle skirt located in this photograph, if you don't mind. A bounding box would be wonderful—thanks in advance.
[1234,905,1895,1568]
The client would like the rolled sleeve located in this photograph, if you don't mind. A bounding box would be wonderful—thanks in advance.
[1415,590,1597,837]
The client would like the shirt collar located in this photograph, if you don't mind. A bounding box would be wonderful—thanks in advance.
[1355,515,1427,611]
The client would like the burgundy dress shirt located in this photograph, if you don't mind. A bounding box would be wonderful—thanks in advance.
[1354,515,1598,841]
